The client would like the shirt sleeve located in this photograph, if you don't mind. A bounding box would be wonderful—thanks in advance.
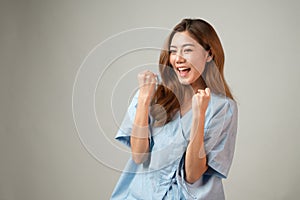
[176,154,225,199]
[176,97,238,198]
[204,97,238,179]
[115,90,152,148]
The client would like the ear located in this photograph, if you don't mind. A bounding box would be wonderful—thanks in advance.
[206,53,213,62]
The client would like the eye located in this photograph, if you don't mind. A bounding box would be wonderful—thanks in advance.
[169,49,177,54]
[184,49,193,53]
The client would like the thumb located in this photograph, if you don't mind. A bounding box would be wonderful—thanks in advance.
[205,87,210,95]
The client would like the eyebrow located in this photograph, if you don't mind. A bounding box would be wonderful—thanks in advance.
[170,43,195,48]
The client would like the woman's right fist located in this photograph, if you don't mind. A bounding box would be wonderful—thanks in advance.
[137,70,157,104]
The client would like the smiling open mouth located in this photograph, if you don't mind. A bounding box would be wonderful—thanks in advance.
[177,67,191,72]
[177,67,191,77]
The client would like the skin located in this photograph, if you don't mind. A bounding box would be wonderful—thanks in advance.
[169,31,211,89]
[130,71,156,164]
[130,31,212,184]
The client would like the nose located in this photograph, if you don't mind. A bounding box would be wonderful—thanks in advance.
[175,52,185,64]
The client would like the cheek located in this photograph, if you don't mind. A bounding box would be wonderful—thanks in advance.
[190,55,206,69]
[169,55,175,66]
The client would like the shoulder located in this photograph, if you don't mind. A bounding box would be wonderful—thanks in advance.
[208,93,237,118]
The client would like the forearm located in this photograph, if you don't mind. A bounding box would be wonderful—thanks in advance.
[130,98,150,164]
[185,114,208,183]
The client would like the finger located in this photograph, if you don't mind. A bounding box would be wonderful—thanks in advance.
[205,88,210,96]
[145,70,154,75]
[138,70,148,79]
[145,72,155,79]
[151,72,157,79]
[145,74,151,79]
[145,74,157,85]
[198,89,205,96]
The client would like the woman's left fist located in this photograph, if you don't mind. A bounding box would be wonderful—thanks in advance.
[192,88,211,116]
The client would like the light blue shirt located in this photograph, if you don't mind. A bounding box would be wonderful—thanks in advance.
[111,90,238,200]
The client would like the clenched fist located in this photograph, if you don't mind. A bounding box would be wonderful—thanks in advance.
[192,88,211,116]
[137,70,157,105]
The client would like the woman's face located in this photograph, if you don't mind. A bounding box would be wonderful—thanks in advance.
[169,31,211,87]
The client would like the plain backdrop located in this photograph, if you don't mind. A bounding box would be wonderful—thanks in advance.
[1,0,300,199]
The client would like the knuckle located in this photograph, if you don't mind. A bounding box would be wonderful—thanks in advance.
[138,72,144,77]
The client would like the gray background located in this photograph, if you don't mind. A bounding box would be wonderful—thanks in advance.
[1,0,300,199]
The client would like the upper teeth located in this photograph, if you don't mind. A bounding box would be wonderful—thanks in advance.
[178,67,189,71]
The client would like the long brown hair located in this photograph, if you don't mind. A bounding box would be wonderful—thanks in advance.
[150,18,234,126]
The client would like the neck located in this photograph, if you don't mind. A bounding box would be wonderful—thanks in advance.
[191,76,207,93]
[179,76,207,115]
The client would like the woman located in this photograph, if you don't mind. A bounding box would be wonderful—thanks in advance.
[111,18,238,199]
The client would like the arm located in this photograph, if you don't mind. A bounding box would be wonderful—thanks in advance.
[184,88,210,183]
[130,71,156,164]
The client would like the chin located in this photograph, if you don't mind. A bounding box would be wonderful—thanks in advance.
[177,77,192,85]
